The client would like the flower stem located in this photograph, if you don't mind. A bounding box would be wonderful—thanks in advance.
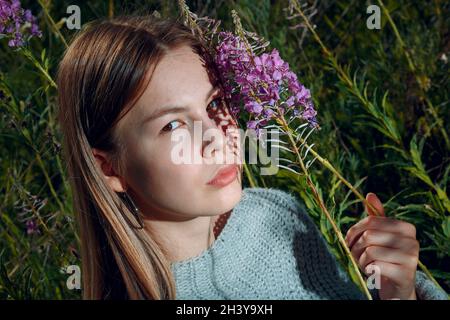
[243,162,257,188]
[288,4,448,293]
[21,49,57,89]
[376,0,450,150]
[276,115,373,299]
[288,10,450,212]
[38,0,68,49]
[282,119,447,294]
[108,0,114,18]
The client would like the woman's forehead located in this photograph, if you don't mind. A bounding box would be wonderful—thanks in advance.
[139,46,213,109]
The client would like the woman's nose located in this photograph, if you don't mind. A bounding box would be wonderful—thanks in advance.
[201,114,227,162]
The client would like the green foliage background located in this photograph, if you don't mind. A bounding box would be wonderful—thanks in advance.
[0,0,448,299]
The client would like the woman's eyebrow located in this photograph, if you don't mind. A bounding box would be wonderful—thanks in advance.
[141,85,219,125]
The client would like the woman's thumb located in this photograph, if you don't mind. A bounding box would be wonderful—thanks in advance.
[365,192,385,217]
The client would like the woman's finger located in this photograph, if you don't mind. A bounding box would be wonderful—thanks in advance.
[358,245,418,271]
[350,229,420,261]
[363,260,416,289]
[345,216,416,248]
[365,192,385,217]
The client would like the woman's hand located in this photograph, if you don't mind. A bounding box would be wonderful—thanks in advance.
[345,193,419,300]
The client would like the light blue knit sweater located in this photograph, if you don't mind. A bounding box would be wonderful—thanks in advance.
[170,187,448,300]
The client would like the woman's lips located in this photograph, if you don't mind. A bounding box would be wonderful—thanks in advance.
[207,164,238,188]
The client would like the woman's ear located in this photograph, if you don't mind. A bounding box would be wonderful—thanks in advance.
[92,148,127,193]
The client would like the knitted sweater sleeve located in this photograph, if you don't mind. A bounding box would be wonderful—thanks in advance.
[278,189,449,300]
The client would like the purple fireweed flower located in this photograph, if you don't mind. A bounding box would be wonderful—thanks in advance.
[0,0,42,48]
[25,219,39,235]
[214,31,318,134]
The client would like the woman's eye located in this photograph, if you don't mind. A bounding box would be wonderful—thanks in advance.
[161,120,184,133]
[160,97,223,134]
[207,96,223,112]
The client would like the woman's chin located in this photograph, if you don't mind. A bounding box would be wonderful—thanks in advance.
[206,180,242,212]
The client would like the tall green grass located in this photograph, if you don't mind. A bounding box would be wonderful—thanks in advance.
[0,0,448,299]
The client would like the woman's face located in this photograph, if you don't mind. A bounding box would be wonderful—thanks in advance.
[112,45,242,222]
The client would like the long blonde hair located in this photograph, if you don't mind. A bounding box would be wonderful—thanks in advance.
[56,14,224,300]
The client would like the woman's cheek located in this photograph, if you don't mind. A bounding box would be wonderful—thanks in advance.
[123,138,159,189]
[166,130,201,165]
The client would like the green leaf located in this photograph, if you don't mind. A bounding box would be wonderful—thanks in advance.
[41,48,46,63]
[442,217,450,238]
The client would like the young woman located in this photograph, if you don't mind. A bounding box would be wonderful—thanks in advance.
[56,14,447,300]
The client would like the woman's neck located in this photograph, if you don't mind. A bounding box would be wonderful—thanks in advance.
[143,214,222,263]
